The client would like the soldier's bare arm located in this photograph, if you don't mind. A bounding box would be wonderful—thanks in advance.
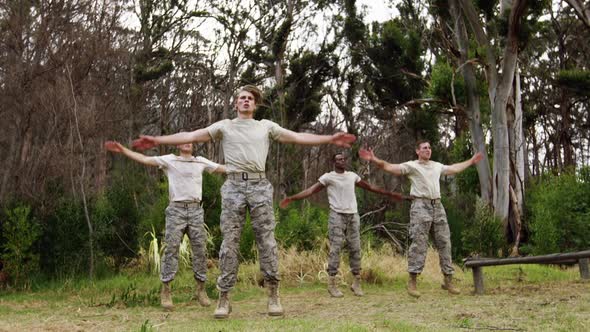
[443,152,483,175]
[105,141,159,166]
[279,182,325,208]
[358,148,403,175]
[132,129,212,151]
[277,130,356,148]
[355,180,403,201]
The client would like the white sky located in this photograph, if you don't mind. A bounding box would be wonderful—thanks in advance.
[358,0,398,22]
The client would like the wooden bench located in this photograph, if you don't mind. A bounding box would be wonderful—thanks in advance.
[464,250,590,295]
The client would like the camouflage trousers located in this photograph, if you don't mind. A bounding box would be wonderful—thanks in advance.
[160,203,208,283]
[327,210,361,276]
[217,179,279,292]
[407,199,454,275]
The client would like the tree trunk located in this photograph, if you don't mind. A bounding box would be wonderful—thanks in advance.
[449,0,493,204]
[460,0,528,227]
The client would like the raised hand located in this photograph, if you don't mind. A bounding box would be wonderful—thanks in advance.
[358,148,375,161]
[471,152,484,165]
[279,198,291,209]
[104,141,124,153]
[132,135,157,151]
[331,132,356,147]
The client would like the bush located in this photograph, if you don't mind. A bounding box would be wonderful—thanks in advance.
[40,197,90,277]
[444,194,473,259]
[276,203,328,251]
[526,171,590,255]
[1,204,41,288]
[461,197,505,257]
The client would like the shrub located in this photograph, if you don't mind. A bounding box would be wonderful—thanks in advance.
[461,197,505,257]
[1,204,41,288]
[40,197,89,277]
[276,203,328,251]
[526,171,590,255]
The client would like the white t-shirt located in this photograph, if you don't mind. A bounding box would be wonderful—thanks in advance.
[150,154,220,202]
[206,118,289,173]
[318,171,361,214]
[398,160,449,199]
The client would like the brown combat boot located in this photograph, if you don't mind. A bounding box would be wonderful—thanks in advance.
[213,291,231,319]
[350,274,364,296]
[267,280,284,316]
[441,274,461,295]
[407,273,421,298]
[194,280,211,307]
[160,282,174,311]
[327,275,344,298]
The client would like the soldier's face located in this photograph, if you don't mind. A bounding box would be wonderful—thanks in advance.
[334,154,347,170]
[416,143,431,161]
[177,143,193,153]
[235,91,256,113]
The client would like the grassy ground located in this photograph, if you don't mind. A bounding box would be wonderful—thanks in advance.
[1,251,589,331]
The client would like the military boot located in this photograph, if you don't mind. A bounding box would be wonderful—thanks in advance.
[213,291,231,319]
[327,275,344,298]
[160,282,174,310]
[441,274,461,295]
[350,274,364,296]
[194,280,211,307]
[267,280,284,316]
[407,273,421,298]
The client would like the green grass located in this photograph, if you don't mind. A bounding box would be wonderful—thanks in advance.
[1,263,589,331]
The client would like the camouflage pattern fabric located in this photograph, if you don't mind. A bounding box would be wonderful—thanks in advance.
[407,199,454,275]
[217,179,279,292]
[327,210,361,276]
[160,204,208,283]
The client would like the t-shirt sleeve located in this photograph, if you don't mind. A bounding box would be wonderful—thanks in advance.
[262,119,290,141]
[206,120,227,142]
[399,161,412,175]
[152,154,173,169]
[318,173,330,186]
[196,156,221,173]
[439,162,450,174]
[352,172,361,183]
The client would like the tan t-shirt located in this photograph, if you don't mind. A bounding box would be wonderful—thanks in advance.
[318,171,361,214]
[206,118,289,173]
[151,154,220,202]
[398,160,449,199]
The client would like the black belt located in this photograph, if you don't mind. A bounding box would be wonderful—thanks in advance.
[170,201,200,208]
[410,197,441,205]
[227,172,266,181]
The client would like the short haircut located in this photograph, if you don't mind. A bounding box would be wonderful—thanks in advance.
[415,140,431,149]
[332,152,346,161]
[236,85,263,105]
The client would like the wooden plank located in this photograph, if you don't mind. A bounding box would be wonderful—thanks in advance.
[472,266,484,295]
[464,250,590,268]
[579,258,590,279]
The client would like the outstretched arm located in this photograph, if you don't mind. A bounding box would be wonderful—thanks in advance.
[279,182,325,208]
[212,165,227,174]
[132,129,212,151]
[443,152,483,175]
[277,130,356,148]
[105,141,159,166]
[355,180,404,201]
[359,148,403,176]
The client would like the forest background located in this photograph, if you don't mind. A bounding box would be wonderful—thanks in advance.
[1,0,590,289]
